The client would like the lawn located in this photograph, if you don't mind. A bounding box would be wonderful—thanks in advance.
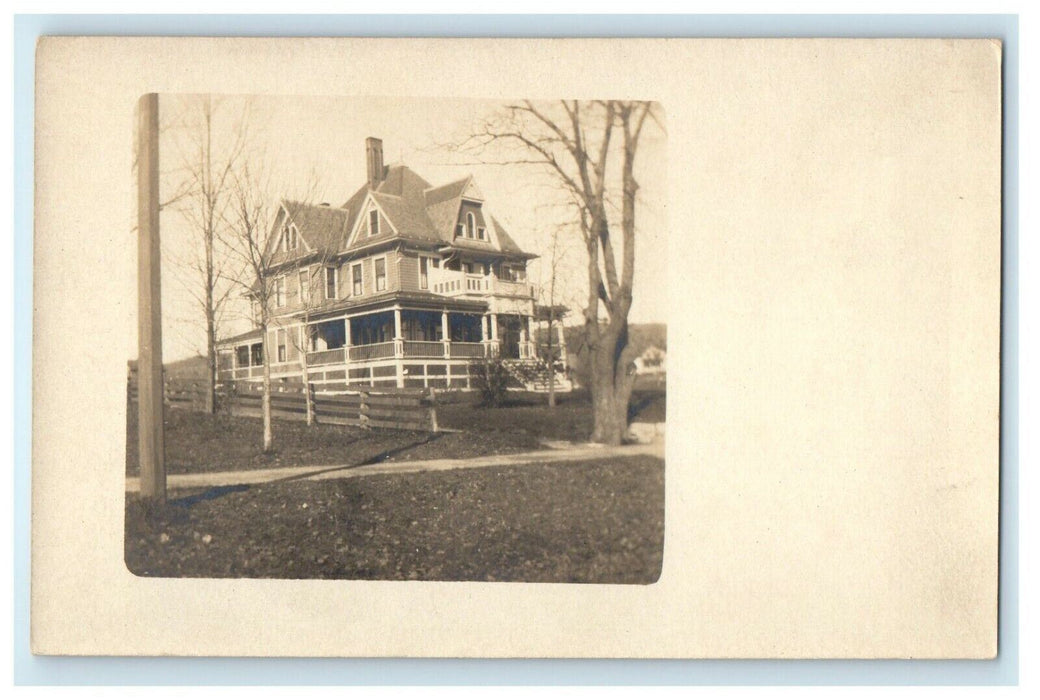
[436,389,666,442]
[126,388,665,475]
[126,407,544,476]
[125,455,664,583]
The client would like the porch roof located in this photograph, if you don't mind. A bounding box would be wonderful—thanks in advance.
[216,328,263,348]
[304,290,489,321]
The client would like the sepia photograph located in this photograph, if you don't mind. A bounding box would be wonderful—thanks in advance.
[29,35,1003,661]
[124,95,667,582]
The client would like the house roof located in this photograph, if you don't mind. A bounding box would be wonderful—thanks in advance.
[334,164,534,258]
[262,161,536,265]
[283,200,352,254]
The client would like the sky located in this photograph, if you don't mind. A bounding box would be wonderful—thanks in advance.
[155,95,667,362]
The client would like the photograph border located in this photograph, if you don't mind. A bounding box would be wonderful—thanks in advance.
[14,13,1019,685]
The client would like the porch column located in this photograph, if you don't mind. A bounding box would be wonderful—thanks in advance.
[393,307,405,387]
[490,313,500,356]
[556,321,567,367]
[344,317,352,347]
[442,310,451,358]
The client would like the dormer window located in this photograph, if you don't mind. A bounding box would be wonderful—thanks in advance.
[466,212,476,239]
[369,209,379,236]
[477,226,486,240]
[455,222,465,238]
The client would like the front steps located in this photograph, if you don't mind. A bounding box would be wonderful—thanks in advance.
[501,359,573,393]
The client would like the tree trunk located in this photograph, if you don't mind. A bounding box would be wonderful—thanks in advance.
[204,312,216,414]
[261,323,273,452]
[587,324,635,445]
[547,318,556,408]
[300,337,314,426]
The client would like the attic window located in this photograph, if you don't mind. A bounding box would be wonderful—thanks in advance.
[368,209,379,236]
[455,223,465,238]
[477,226,486,240]
[282,223,299,251]
[466,213,476,239]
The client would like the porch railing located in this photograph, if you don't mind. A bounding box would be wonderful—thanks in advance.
[402,340,445,358]
[307,347,346,366]
[348,341,396,361]
[450,342,486,358]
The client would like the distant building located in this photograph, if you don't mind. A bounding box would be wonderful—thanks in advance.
[633,345,666,375]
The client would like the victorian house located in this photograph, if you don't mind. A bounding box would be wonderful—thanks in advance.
[217,137,568,392]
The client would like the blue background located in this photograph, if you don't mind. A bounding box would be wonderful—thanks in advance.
[13,13,1019,685]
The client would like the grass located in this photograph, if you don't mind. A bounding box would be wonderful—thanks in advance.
[126,388,666,475]
[436,389,666,442]
[125,455,664,583]
[126,408,544,476]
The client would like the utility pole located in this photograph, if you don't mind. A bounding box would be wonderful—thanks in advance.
[137,93,166,502]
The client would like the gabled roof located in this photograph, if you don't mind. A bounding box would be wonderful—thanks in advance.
[266,200,352,266]
[283,200,352,254]
[270,162,538,259]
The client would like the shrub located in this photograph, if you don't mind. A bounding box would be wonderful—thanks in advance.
[473,357,511,408]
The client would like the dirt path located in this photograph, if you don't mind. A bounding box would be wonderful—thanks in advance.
[125,440,664,492]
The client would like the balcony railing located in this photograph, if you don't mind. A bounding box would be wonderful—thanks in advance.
[491,277,533,298]
[348,341,396,361]
[430,270,489,296]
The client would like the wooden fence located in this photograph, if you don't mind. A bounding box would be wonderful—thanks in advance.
[127,375,439,432]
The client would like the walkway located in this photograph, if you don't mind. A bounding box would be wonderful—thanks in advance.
[125,440,665,492]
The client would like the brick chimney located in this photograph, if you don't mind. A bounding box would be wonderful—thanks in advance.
[365,137,384,189]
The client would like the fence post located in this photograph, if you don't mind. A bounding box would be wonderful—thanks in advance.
[428,387,439,432]
[359,389,370,429]
[308,382,317,424]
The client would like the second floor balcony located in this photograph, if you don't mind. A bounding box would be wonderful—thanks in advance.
[429,267,533,300]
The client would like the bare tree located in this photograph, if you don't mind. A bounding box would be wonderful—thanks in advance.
[223,160,278,452]
[165,95,249,413]
[460,100,659,444]
[282,205,337,426]
[537,224,567,409]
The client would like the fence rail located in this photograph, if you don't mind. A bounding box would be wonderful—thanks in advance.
[128,374,438,432]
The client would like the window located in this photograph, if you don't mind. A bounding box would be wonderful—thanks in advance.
[466,212,476,239]
[236,345,250,367]
[477,226,486,240]
[282,223,298,251]
[352,263,363,296]
[277,329,286,363]
[455,222,465,238]
[299,269,310,303]
[250,343,263,366]
[369,209,379,236]
[419,256,429,289]
[274,276,285,308]
[375,257,387,291]
[325,266,337,300]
